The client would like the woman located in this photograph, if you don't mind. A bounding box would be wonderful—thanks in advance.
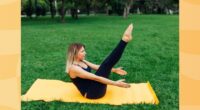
[66,24,133,99]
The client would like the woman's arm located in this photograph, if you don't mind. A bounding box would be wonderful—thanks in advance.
[83,60,127,75]
[70,65,130,88]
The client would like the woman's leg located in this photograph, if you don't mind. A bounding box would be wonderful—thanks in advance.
[86,40,127,99]
[95,39,127,78]
[86,24,133,99]
[94,23,133,78]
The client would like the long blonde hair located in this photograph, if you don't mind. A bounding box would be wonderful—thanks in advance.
[66,43,85,73]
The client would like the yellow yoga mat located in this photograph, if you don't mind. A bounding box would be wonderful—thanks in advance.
[21,79,159,105]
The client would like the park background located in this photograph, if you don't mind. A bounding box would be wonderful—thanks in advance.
[21,0,179,110]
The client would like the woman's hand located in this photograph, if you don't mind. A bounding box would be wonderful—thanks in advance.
[113,67,127,75]
[115,79,131,88]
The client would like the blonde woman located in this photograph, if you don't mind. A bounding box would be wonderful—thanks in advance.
[66,24,133,99]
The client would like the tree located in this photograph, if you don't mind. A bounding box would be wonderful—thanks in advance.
[48,0,57,18]
[70,0,79,19]
[24,0,34,18]
[104,0,112,15]
[85,0,91,15]
[144,0,154,14]
[144,0,179,14]
[123,0,133,18]
[60,0,66,22]
[57,0,75,22]
[34,0,49,17]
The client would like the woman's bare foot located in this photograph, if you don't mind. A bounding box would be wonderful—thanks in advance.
[122,24,133,42]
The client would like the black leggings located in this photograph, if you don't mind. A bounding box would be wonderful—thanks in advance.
[86,40,128,99]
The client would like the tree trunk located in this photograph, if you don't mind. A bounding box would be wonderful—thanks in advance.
[127,5,131,15]
[55,0,57,11]
[137,7,141,14]
[35,0,38,17]
[123,7,126,18]
[49,0,56,19]
[27,0,33,18]
[123,4,128,18]
[123,0,133,18]
[61,0,65,22]
[94,5,96,15]
[74,8,78,19]
[165,7,170,14]
[106,6,109,15]
[71,8,78,19]
[86,4,90,16]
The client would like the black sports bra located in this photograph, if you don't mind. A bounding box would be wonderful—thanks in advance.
[73,61,91,72]
[70,63,92,96]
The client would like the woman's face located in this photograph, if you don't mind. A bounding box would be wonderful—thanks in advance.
[76,46,86,61]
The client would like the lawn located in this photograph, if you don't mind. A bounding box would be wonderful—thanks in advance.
[21,14,179,110]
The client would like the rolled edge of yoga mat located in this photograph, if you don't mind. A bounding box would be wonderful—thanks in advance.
[147,81,159,105]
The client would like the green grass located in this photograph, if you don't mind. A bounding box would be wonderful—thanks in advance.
[21,14,179,110]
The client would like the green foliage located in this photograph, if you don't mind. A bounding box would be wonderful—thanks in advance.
[23,0,34,17]
[35,0,49,16]
[112,0,124,15]
[47,0,57,18]
[143,0,179,14]
[22,0,49,17]
[57,0,74,16]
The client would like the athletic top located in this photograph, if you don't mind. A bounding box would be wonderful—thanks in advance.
[70,64,92,96]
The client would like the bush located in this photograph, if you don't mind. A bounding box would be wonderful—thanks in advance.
[35,0,49,16]
[22,0,49,17]
[23,0,34,17]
